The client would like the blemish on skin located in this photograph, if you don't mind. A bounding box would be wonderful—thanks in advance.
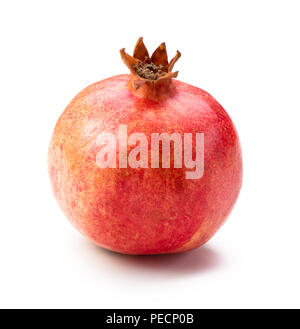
[150,210,163,220]
[169,210,177,220]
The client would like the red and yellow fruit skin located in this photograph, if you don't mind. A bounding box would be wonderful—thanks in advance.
[48,74,242,255]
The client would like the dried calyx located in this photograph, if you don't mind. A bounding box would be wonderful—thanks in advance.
[120,37,181,89]
[133,60,166,80]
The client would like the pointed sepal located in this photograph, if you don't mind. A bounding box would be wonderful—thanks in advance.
[151,42,168,67]
[133,37,150,61]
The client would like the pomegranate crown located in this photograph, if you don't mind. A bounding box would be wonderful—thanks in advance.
[120,37,181,89]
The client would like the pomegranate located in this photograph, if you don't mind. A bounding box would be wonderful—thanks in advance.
[48,38,242,255]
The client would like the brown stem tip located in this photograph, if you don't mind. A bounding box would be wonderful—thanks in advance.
[120,37,181,89]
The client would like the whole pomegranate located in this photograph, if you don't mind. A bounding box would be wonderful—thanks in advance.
[48,38,242,255]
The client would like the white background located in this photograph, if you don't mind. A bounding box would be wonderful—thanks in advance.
[1,0,300,308]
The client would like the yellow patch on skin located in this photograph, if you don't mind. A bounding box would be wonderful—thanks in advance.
[178,230,203,252]
[173,219,213,253]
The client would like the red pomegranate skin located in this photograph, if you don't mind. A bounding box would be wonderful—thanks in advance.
[48,74,242,255]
